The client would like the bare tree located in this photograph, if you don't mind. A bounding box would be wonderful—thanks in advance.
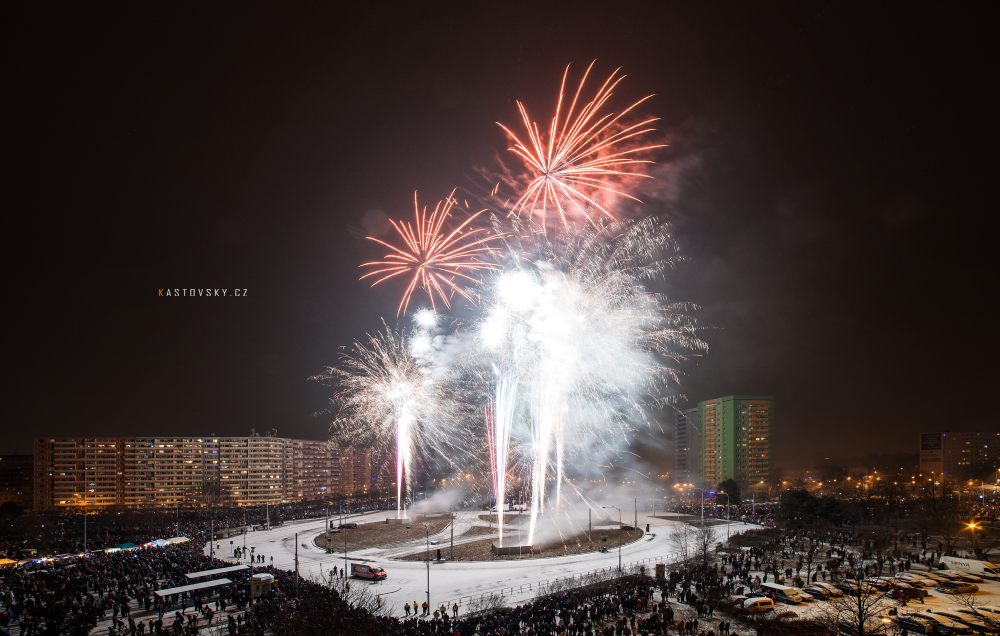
[667,523,692,561]
[694,523,716,564]
[799,539,819,586]
[328,577,393,617]
[948,592,1000,632]
[466,592,507,616]
[814,553,893,635]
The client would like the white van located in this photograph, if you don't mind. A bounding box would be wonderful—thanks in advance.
[759,582,803,604]
[939,556,1000,581]
[743,597,776,612]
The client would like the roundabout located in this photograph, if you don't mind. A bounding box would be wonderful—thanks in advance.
[205,509,755,617]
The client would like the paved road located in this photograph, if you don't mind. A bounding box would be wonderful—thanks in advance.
[205,509,754,616]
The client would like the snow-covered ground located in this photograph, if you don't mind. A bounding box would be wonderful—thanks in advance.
[204,510,752,617]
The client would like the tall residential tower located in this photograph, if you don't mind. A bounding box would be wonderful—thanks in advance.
[674,407,700,484]
[698,395,774,489]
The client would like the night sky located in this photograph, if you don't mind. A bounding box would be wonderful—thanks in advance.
[8,4,996,468]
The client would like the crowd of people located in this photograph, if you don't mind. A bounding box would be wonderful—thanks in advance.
[0,521,746,636]
[0,500,395,562]
[667,504,777,528]
[4,501,978,635]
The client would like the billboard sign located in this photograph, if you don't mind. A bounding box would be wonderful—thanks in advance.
[919,432,943,475]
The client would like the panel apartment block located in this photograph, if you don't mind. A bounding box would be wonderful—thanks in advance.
[698,396,774,489]
[34,437,131,509]
[35,436,368,508]
[0,455,34,508]
[919,431,1000,480]
[286,439,342,501]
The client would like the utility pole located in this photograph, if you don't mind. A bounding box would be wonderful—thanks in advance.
[266,502,270,531]
[425,524,431,611]
[589,508,592,550]
[449,504,454,560]
[83,512,87,553]
[603,506,621,572]
[295,532,299,594]
[210,520,214,559]
[176,504,179,538]
[688,487,705,526]
[717,492,730,541]
[634,498,637,529]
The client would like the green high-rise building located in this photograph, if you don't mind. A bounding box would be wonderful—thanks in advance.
[698,395,774,489]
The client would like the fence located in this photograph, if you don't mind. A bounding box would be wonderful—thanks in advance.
[443,550,683,610]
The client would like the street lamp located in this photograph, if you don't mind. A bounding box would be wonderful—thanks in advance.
[602,506,622,572]
[685,487,706,525]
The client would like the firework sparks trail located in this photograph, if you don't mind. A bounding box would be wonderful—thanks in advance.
[497,62,665,228]
[485,363,518,546]
[389,387,414,517]
[360,190,503,316]
[477,218,706,544]
[312,323,431,516]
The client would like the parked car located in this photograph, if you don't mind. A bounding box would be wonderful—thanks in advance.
[888,613,942,634]
[942,570,984,583]
[803,585,833,600]
[932,570,963,582]
[790,587,814,602]
[835,580,878,595]
[950,606,1000,630]
[863,577,895,591]
[338,522,358,529]
[959,606,1000,620]
[935,581,979,595]
[743,597,776,613]
[908,611,975,635]
[897,573,934,587]
[927,609,998,633]
[809,581,844,597]
[759,582,802,604]
[889,582,928,600]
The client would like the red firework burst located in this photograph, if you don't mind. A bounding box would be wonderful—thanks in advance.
[498,61,665,227]
[360,191,501,316]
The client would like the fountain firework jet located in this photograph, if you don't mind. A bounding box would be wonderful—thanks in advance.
[497,61,665,228]
[312,322,430,516]
[485,363,518,544]
[477,217,706,544]
[388,385,414,516]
